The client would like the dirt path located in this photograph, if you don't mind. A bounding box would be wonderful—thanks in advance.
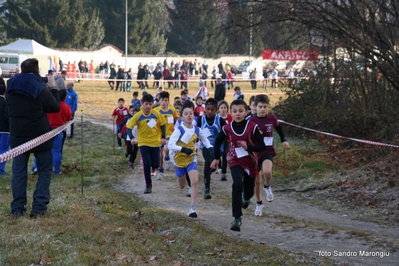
[94,120,398,266]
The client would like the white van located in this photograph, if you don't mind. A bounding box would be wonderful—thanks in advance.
[239,60,263,80]
[0,54,28,76]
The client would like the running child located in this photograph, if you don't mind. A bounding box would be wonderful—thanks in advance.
[119,106,140,168]
[168,102,213,218]
[131,91,141,109]
[210,99,265,232]
[193,96,205,118]
[112,98,129,149]
[245,95,257,120]
[217,100,232,181]
[154,91,179,180]
[126,94,167,194]
[197,98,226,199]
[250,94,289,216]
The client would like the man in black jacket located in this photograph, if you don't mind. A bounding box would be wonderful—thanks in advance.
[0,77,9,175]
[6,58,60,218]
[214,78,226,102]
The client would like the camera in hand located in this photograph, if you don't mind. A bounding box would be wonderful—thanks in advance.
[41,77,48,83]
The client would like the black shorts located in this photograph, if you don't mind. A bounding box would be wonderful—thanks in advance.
[258,154,274,171]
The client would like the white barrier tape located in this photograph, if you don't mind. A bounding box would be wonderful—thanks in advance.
[78,100,112,119]
[279,120,399,148]
[0,119,76,163]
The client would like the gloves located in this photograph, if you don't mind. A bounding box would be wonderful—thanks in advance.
[181,147,193,156]
[208,147,214,161]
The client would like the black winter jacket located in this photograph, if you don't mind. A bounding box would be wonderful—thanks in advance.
[6,73,60,152]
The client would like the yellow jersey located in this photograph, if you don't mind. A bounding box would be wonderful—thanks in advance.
[126,109,166,147]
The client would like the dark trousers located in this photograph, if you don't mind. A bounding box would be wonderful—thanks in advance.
[218,141,228,174]
[231,165,255,218]
[108,80,115,89]
[126,141,138,164]
[139,146,160,187]
[202,148,214,192]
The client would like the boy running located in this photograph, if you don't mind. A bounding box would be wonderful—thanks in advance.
[168,103,213,218]
[126,94,167,194]
[112,98,129,149]
[154,91,179,180]
[197,98,226,199]
[250,94,289,216]
[210,99,265,232]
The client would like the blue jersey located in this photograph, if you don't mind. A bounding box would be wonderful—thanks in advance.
[200,114,223,151]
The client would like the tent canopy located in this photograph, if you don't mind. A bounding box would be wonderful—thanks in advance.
[0,39,58,55]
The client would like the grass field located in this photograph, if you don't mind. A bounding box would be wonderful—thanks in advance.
[74,78,285,120]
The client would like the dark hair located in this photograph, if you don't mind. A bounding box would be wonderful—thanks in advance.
[180,101,194,116]
[255,94,270,105]
[142,94,153,103]
[205,98,218,109]
[249,95,256,105]
[129,105,134,109]
[230,99,247,110]
[59,89,67,101]
[159,91,170,100]
[181,90,188,96]
[133,91,139,97]
[118,98,125,102]
[61,70,67,75]
[21,58,39,74]
[234,86,241,92]
[133,107,140,113]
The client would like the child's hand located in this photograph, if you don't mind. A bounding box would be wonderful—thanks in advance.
[282,141,290,150]
[160,138,167,145]
[210,159,219,169]
[117,133,122,138]
[238,141,247,150]
[131,139,138,145]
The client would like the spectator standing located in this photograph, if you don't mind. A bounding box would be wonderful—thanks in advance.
[6,58,60,217]
[270,68,278,88]
[217,61,223,74]
[214,77,226,102]
[108,64,117,90]
[66,82,78,139]
[0,77,9,175]
[262,67,268,90]
[250,68,257,89]
[210,66,217,88]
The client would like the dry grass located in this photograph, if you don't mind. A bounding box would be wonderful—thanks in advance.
[73,78,285,119]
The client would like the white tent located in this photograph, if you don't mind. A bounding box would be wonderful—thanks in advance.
[0,39,58,55]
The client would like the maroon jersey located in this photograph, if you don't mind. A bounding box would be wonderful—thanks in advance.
[112,107,129,125]
[222,120,259,177]
[249,114,279,157]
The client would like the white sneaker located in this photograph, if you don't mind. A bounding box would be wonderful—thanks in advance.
[151,170,156,176]
[264,186,274,202]
[188,207,197,218]
[117,146,122,150]
[186,187,192,197]
[254,203,263,216]
[157,172,163,180]
[215,168,222,174]
[164,160,171,171]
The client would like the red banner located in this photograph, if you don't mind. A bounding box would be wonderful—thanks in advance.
[262,50,318,61]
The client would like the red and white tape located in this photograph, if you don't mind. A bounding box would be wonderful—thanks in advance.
[279,120,399,148]
[0,119,76,163]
